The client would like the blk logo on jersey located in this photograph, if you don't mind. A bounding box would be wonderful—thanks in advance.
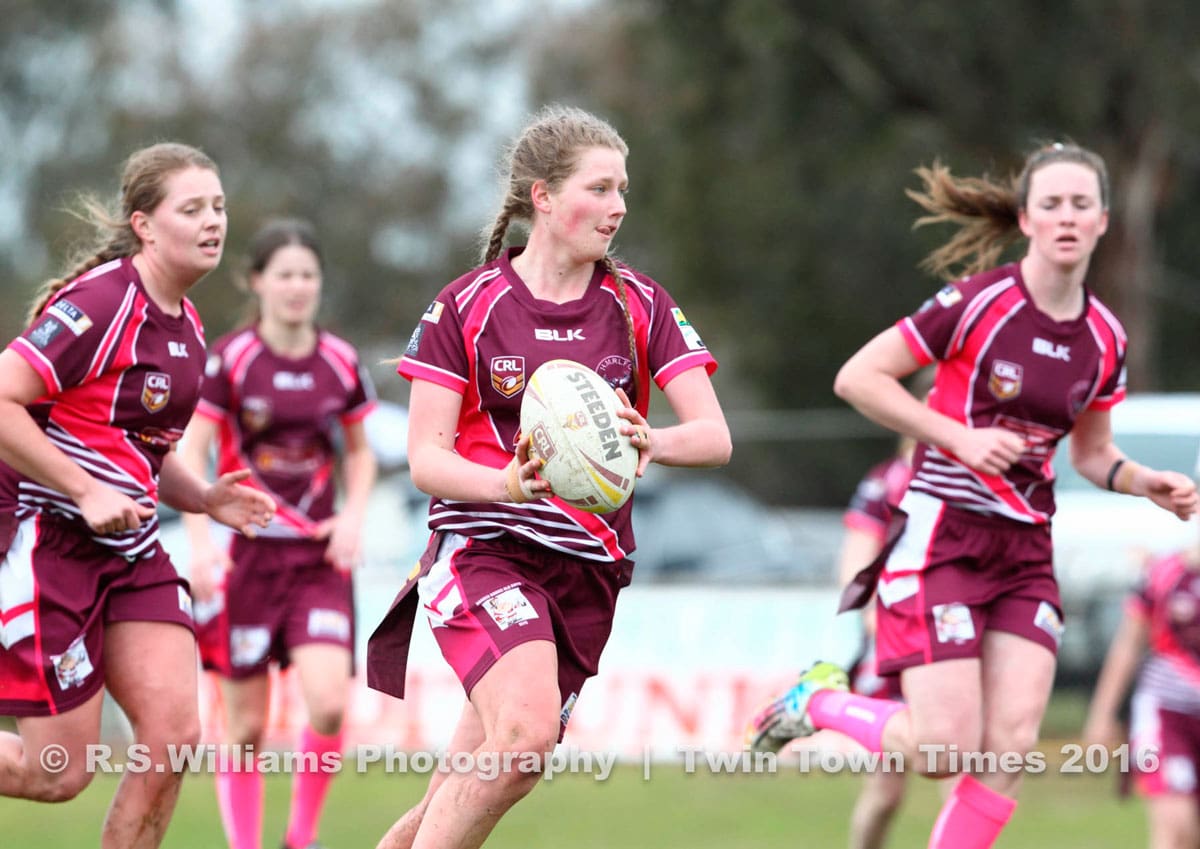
[535,328,585,342]
[491,356,525,397]
[273,371,315,391]
[141,372,171,413]
[988,360,1023,401]
[1032,337,1071,361]
[168,341,189,358]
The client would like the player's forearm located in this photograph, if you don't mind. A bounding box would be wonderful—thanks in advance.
[0,399,99,503]
[158,450,211,515]
[338,446,377,524]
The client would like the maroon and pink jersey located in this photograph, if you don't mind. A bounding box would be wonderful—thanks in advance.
[1131,553,1200,714]
[194,327,376,539]
[897,263,1126,524]
[844,456,912,543]
[3,257,207,558]
[398,249,717,563]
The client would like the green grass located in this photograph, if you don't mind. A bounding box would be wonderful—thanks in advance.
[0,690,1143,847]
[0,759,1148,848]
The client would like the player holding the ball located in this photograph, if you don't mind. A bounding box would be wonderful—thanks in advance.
[367,104,731,849]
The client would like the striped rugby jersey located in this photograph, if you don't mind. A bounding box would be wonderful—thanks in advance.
[4,257,207,558]
[398,248,717,563]
[898,262,1126,524]
[195,326,376,539]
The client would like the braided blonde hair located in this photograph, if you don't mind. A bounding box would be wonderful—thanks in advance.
[481,105,640,401]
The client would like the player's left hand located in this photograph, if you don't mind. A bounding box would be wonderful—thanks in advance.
[203,469,276,538]
[615,387,652,477]
[1143,469,1199,521]
[313,515,364,573]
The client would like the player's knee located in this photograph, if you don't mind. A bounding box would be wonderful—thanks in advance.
[27,766,94,802]
[495,716,559,758]
[912,728,980,777]
[306,702,346,737]
[983,717,1040,760]
[224,714,265,747]
[485,715,560,789]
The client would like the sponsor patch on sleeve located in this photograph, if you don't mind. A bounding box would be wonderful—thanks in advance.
[405,323,425,356]
[28,317,64,349]
[935,285,963,308]
[46,299,94,336]
[671,307,706,351]
[422,300,445,324]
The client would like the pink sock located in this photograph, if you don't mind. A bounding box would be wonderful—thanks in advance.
[284,726,344,849]
[215,763,263,849]
[928,774,1017,849]
[807,690,906,753]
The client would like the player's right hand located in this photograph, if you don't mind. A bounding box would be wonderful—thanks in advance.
[952,426,1026,476]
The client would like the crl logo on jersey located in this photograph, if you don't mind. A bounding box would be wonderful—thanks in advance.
[273,371,315,390]
[988,360,1023,401]
[491,356,525,397]
[142,372,171,413]
[535,328,585,342]
[1032,338,1070,362]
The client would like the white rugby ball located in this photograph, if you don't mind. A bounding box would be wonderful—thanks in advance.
[520,359,638,513]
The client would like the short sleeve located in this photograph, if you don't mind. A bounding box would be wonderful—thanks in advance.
[397,296,470,394]
[8,281,124,396]
[896,283,972,366]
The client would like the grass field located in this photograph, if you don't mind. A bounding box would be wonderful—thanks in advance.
[0,761,1148,848]
[1,692,1149,847]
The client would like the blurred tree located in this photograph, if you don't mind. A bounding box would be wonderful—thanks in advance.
[6,0,1200,505]
[531,0,1200,502]
[1,0,555,395]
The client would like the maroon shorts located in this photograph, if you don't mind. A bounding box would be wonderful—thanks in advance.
[367,532,633,737]
[0,513,193,717]
[850,642,904,701]
[872,494,1063,676]
[196,536,354,679]
[1130,694,1200,799]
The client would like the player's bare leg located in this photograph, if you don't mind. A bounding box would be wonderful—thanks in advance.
[406,639,560,849]
[0,689,104,802]
[102,621,201,849]
[375,700,486,849]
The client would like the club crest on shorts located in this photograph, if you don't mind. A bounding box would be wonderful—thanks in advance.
[141,372,171,413]
[308,608,351,641]
[51,635,95,690]
[230,626,271,667]
[491,356,525,398]
[1033,601,1064,645]
[932,602,976,644]
[480,586,538,630]
[988,360,1023,401]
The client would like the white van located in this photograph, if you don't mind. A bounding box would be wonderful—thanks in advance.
[1051,393,1200,677]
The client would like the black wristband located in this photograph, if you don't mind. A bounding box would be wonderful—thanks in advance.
[1106,459,1126,492]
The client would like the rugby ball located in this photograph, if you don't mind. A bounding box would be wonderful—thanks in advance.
[520,359,638,513]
